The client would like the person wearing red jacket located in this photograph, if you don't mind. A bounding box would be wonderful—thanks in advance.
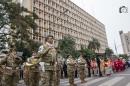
[118,58,123,72]
[114,59,119,72]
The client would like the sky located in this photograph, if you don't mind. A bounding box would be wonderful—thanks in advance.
[71,0,130,54]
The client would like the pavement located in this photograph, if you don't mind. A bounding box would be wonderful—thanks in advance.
[60,68,130,86]
[17,68,130,86]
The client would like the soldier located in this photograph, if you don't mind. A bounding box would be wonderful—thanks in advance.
[55,48,62,86]
[24,52,40,86]
[0,50,7,85]
[0,63,3,86]
[67,55,77,86]
[1,48,22,86]
[38,35,58,86]
[78,53,87,83]
[55,51,62,86]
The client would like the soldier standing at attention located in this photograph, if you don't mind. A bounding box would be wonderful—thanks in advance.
[78,52,87,83]
[1,48,22,86]
[0,51,7,85]
[55,51,61,86]
[67,55,77,86]
[24,52,40,86]
[38,35,58,86]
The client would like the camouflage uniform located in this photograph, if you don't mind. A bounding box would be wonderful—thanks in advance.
[24,54,40,86]
[55,61,61,86]
[38,42,57,86]
[0,65,2,86]
[1,50,22,86]
[67,55,77,86]
[0,53,7,86]
[78,55,87,83]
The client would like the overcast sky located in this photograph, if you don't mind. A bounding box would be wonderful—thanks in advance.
[71,0,130,54]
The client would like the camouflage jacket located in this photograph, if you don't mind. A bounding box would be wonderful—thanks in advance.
[67,58,76,71]
[39,42,57,64]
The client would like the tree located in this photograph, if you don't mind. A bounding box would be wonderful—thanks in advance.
[119,54,129,61]
[88,38,101,52]
[58,35,77,58]
[15,40,41,61]
[0,0,38,48]
[81,47,96,59]
[105,48,114,57]
[0,0,40,60]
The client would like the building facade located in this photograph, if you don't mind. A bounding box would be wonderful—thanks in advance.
[17,0,108,53]
[119,31,130,55]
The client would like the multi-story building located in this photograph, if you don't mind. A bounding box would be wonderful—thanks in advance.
[15,0,108,53]
[119,31,130,55]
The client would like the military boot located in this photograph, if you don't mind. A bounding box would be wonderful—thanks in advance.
[70,83,77,86]
[81,80,87,84]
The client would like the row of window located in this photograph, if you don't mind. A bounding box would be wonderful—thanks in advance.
[32,0,107,50]
[33,30,107,51]
[34,21,107,49]
[35,19,107,47]
[43,28,89,44]
[33,0,105,30]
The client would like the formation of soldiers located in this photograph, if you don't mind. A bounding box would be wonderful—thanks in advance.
[0,35,87,86]
[66,54,87,86]
[0,48,22,86]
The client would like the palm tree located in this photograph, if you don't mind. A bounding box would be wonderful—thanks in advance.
[88,38,102,76]
[105,48,114,57]
[119,54,129,61]
[88,38,101,52]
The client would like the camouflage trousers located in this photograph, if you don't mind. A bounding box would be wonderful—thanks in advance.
[24,70,40,86]
[79,67,86,82]
[40,70,57,86]
[0,75,2,86]
[2,72,19,86]
[67,69,75,86]
[55,69,60,86]
[39,72,46,86]
[0,67,3,85]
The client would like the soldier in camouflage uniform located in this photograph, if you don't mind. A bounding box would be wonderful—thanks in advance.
[38,35,58,86]
[0,51,7,86]
[67,55,77,86]
[24,52,40,86]
[0,64,2,86]
[55,49,62,86]
[78,53,87,83]
[1,48,22,86]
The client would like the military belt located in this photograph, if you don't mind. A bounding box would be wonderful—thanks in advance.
[44,63,51,66]
[30,66,35,69]
[6,67,19,70]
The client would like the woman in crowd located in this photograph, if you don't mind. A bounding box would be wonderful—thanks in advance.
[104,58,112,76]
[100,58,105,76]
[91,58,98,76]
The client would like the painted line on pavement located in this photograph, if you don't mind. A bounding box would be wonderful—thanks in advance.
[82,77,107,86]
[98,77,124,86]
[60,77,93,85]
[115,74,130,76]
